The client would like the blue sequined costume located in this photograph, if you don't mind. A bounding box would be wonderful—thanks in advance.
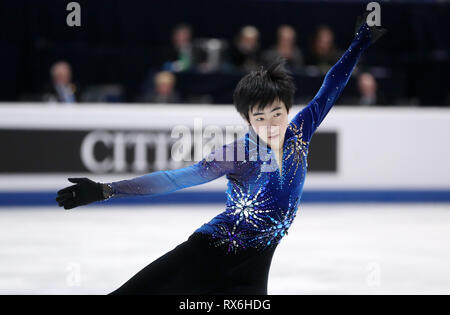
[109,23,373,255]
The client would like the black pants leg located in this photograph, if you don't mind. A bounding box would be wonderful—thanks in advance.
[109,233,277,295]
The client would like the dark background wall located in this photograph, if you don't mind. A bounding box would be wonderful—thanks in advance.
[0,0,449,104]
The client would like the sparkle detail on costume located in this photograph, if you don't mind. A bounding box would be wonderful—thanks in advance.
[108,22,373,255]
[243,194,300,251]
[226,183,275,229]
[210,222,249,254]
[284,120,309,185]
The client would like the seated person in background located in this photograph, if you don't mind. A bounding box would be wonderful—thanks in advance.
[340,72,387,106]
[356,72,386,106]
[139,71,181,104]
[42,61,79,103]
[161,24,207,73]
[229,25,262,73]
[161,24,195,72]
[306,25,342,75]
[261,25,304,73]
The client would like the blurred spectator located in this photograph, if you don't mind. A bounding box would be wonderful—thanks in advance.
[161,24,207,73]
[139,71,181,103]
[306,25,341,75]
[162,24,193,72]
[261,25,304,73]
[230,26,261,73]
[341,72,387,106]
[42,61,79,103]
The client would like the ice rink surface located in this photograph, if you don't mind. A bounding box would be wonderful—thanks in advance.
[1,203,449,295]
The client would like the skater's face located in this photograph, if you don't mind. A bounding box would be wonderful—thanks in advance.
[246,100,289,151]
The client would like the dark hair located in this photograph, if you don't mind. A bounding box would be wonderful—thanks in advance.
[172,23,192,35]
[233,56,296,123]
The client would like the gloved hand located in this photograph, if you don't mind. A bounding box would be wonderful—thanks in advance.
[56,177,105,210]
[355,11,387,44]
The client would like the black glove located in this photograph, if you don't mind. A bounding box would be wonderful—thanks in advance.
[56,177,105,210]
[355,11,387,44]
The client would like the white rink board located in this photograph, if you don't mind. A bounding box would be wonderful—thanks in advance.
[0,104,449,191]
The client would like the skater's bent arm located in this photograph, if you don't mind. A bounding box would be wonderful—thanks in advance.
[291,22,373,142]
[107,142,236,198]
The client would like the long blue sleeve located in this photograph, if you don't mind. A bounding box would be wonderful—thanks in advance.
[108,141,237,198]
[291,22,373,141]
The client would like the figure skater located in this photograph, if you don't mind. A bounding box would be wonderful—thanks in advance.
[56,13,386,295]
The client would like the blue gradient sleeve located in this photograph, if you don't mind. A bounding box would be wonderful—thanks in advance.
[291,22,373,141]
[108,142,236,198]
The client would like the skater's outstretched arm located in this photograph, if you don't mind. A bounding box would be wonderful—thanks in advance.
[290,14,386,142]
[56,141,237,208]
[105,141,236,198]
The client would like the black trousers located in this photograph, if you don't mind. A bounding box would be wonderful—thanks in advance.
[109,232,277,295]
